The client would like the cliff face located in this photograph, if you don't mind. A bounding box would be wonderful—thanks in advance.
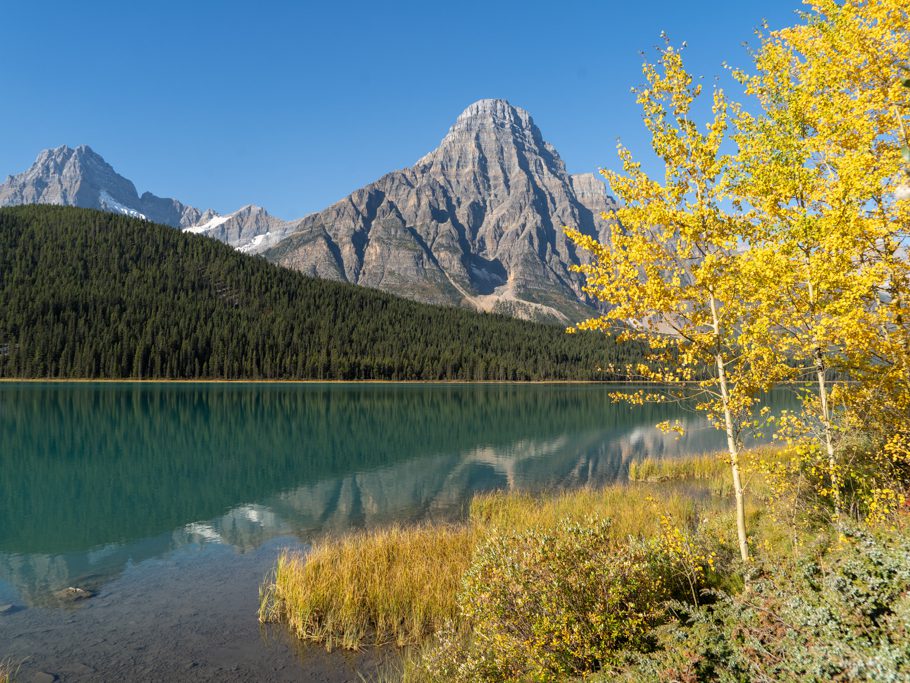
[266,99,617,323]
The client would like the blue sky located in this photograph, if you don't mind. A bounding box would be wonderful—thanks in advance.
[0,0,802,219]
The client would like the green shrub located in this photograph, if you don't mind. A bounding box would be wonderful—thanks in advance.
[419,517,670,681]
[620,526,910,682]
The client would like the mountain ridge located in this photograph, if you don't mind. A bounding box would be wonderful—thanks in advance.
[0,99,618,322]
[0,144,294,251]
[0,144,207,227]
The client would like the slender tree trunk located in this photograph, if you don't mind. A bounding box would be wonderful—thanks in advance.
[709,293,750,562]
[814,347,841,518]
[717,351,750,562]
[804,264,841,519]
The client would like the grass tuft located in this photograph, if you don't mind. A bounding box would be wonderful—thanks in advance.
[259,524,475,650]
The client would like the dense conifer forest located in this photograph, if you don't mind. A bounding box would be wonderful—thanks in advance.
[0,206,641,380]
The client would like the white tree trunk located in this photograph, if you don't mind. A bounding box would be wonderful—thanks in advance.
[717,351,750,562]
[814,348,840,518]
[709,293,749,562]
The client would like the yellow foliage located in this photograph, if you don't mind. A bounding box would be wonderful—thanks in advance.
[565,41,792,561]
[729,0,910,520]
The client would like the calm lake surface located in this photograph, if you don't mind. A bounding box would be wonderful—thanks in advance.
[0,383,795,681]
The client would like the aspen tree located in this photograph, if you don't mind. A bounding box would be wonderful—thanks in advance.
[567,44,778,562]
[732,0,910,519]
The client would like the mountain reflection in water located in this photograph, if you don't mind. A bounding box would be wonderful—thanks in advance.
[0,383,796,604]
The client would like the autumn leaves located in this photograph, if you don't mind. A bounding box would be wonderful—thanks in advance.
[567,0,910,559]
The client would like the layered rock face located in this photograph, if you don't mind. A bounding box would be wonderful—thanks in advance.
[0,145,205,227]
[265,99,617,323]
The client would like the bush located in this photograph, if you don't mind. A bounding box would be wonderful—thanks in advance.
[418,517,670,681]
[621,526,910,682]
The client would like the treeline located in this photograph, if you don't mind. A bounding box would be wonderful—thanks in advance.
[0,206,642,380]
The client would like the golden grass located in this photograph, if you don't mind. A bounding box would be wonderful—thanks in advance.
[629,452,731,483]
[470,485,703,539]
[260,448,781,652]
[259,524,476,650]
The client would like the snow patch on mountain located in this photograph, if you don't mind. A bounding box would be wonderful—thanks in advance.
[184,213,232,234]
[238,232,270,253]
[99,190,147,220]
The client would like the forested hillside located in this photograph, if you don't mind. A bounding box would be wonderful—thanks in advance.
[0,206,639,380]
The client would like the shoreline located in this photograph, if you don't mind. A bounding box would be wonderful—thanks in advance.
[0,378,828,385]
[0,378,632,385]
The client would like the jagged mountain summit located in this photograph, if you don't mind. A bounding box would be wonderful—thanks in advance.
[265,99,617,323]
[185,204,295,252]
[0,144,288,251]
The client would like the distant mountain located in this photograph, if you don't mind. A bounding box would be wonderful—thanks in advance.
[265,99,618,323]
[0,145,206,227]
[0,145,288,251]
[184,204,295,252]
[0,205,638,381]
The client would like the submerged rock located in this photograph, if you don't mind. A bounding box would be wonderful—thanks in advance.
[52,586,95,603]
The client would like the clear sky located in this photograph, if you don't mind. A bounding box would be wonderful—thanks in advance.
[0,0,803,220]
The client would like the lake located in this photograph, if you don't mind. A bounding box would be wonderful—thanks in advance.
[0,382,795,681]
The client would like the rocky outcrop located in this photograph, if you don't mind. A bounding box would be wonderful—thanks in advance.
[265,99,618,323]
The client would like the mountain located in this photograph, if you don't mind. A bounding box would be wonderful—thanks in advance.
[184,203,296,253]
[0,145,289,251]
[0,144,206,227]
[1,100,617,322]
[264,99,618,323]
[0,205,641,380]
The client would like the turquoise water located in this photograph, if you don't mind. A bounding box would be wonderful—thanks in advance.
[0,382,794,680]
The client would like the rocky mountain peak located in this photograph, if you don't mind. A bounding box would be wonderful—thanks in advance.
[0,146,290,251]
[0,145,210,228]
[183,203,293,253]
[32,144,111,175]
[268,99,617,323]
[451,98,535,130]
[418,98,558,170]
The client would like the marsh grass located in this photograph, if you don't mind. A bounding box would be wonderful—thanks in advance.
[260,450,773,652]
[470,484,703,538]
[259,524,476,650]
